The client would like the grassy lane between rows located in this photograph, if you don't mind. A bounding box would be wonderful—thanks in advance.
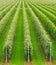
[27,1,56,65]
[0,2,14,20]
[26,8,47,65]
[40,4,56,12]
[28,1,56,41]
[33,4,56,26]
[0,7,16,64]
[38,4,56,16]
[10,9,25,65]
[52,41,56,65]
[26,0,56,64]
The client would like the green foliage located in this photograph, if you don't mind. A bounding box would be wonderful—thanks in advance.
[23,2,33,62]
[26,2,52,60]
[29,3,56,41]
[3,2,21,61]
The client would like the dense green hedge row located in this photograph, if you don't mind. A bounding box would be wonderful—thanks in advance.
[28,3,56,41]
[0,1,19,35]
[41,4,56,12]
[35,4,56,26]
[23,2,33,62]
[26,2,52,60]
[3,2,21,62]
[31,1,56,13]
[37,4,56,16]
[0,0,18,20]
[0,2,12,11]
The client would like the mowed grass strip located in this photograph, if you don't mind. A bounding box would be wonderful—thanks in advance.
[0,6,16,64]
[28,2,56,41]
[34,4,56,26]
[11,8,24,65]
[26,6,47,65]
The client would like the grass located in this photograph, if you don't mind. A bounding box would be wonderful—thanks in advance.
[10,9,25,65]
[29,3,56,41]
[26,8,47,65]
[52,41,56,65]
[0,0,56,65]
[0,7,16,64]
[33,4,56,25]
